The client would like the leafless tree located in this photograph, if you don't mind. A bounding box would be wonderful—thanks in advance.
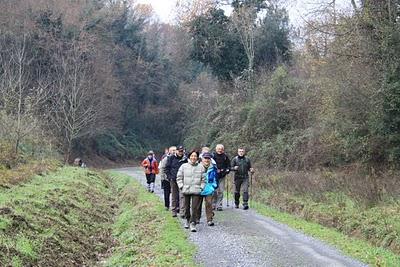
[231,5,257,96]
[175,0,217,24]
[0,33,50,154]
[50,41,98,163]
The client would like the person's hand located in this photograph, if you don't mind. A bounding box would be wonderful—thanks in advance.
[250,168,255,173]
[225,169,230,174]
[234,166,239,171]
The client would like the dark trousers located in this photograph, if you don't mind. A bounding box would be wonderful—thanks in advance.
[198,196,203,220]
[162,180,171,208]
[234,178,249,206]
[145,173,155,184]
[184,194,202,224]
[170,180,180,213]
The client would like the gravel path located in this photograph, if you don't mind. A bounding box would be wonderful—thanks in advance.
[116,167,367,267]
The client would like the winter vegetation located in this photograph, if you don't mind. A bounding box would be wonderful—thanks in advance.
[0,168,196,266]
[1,0,400,265]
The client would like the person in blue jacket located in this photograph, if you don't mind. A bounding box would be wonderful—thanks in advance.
[200,152,218,226]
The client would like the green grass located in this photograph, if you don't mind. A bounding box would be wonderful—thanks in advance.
[0,167,116,266]
[0,159,60,187]
[0,167,197,267]
[15,236,38,260]
[250,200,400,266]
[105,171,197,267]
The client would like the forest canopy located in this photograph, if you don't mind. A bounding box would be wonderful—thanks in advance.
[0,0,399,170]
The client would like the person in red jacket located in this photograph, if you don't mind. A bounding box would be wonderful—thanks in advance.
[141,150,159,193]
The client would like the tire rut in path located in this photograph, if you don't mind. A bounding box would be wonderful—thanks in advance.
[116,167,367,267]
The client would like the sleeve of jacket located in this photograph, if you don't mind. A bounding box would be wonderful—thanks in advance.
[154,160,159,174]
[225,155,231,172]
[159,157,167,180]
[141,159,148,168]
[209,166,218,188]
[200,165,206,190]
[231,157,237,170]
[165,156,171,180]
[176,164,184,189]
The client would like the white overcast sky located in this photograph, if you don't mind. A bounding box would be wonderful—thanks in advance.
[135,0,354,26]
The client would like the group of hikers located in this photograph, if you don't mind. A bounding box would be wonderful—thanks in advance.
[141,144,254,232]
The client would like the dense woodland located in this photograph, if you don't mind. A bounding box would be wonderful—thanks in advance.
[1,0,400,255]
[1,0,400,178]
[0,0,398,167]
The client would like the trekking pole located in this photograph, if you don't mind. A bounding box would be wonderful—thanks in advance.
[250,172,253,208]
[226,173,230,207]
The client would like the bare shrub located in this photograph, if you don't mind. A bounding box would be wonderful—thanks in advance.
[254,163,400,207]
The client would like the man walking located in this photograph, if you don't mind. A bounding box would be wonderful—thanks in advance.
[231,147,254,210]
[200,152,218,226]
[141,151,159,193]
[159,146,176,210]
[212,144,230,211]
[165,145,188,217]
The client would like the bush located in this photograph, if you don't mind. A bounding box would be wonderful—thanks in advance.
[0,142,16,169]
[94,131,146,160]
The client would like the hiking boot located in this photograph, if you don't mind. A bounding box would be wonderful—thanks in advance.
[172,211,177,217]
[207,221,214,226]
[184,220,190,229]
[217,207,223,211]
[180,214,185,219]
[190,222,197,232]
[235,204,239,209]
[195,220,200,224]
[243,205,249,210]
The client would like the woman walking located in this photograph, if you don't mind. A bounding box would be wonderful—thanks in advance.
[177,150,205,232]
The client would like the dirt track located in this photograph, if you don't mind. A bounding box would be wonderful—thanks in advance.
[116,167,367,267]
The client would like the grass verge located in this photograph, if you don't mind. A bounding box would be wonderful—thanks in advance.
[250,200,400,266]
[105,171,197,266]
[0,167,117,266]
[0,159,60,188]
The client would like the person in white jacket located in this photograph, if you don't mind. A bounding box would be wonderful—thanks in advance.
[177,149,205,232]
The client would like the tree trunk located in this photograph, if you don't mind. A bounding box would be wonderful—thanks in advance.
[64,140,72,164]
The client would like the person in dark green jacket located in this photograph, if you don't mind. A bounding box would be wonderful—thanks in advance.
[231,148,254,210]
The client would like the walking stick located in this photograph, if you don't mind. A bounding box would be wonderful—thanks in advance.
[250,172,253,208]
[226,173,230,207]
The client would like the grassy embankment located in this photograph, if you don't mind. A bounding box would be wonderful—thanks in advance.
[0,160,59,187]
[0,167,196,266]
[250,169,400,266]
[105,171,196,266]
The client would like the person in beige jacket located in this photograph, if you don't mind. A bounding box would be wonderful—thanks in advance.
[177,149,205,232]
